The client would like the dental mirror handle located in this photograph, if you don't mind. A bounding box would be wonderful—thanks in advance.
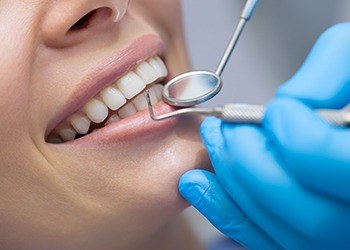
[216,104,350,127]
[241,0,260,20]
[215,0,259,76]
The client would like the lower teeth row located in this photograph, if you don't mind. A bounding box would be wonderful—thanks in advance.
[47,84,164,143]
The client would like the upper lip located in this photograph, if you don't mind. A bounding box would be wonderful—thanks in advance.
[46,34,165,137]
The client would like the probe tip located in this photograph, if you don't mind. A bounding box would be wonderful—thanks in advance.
[145,90,157,120]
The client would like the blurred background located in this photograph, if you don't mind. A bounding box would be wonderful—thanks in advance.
[180,0,350,246]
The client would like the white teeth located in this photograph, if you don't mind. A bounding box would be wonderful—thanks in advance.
[51,56,168,143]
[69,114,91,135]
[132,85,163,111]
[148,57,168,78]
[84,99,109,123]
[106,114,121,125]
[135,61,159,85]
[100,87,127,111]
[155,57,168,78]
[118,103,137,119]
[59,127,77,142]
[117,72,146,99]
[132,94,148,111]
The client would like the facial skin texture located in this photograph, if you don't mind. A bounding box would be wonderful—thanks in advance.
[0,1,210,249]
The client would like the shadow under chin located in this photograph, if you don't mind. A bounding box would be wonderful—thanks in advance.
[175,116,203,142]
[195,147,213,172]
[175,116,213,173]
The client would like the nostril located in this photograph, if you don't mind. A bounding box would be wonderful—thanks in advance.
[70,10,97,31]
[43,4,123,48]
[68,8,113,33]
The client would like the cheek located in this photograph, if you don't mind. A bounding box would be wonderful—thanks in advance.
[152,0,183,31]
[0,3,38,148]
[130,0,184,35]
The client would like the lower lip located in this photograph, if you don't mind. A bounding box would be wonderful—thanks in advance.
[68,101,179,146]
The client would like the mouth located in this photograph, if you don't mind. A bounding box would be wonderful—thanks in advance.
[46,36,173,144]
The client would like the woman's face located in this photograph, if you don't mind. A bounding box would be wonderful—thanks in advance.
[0,0,210,248]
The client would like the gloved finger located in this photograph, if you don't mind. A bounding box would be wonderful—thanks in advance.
[264,97,350,204]
[178,170,280,250]
[201,119,314,248]
[220,123,350,243]
[199,117,225,165]
[277,23,350,109]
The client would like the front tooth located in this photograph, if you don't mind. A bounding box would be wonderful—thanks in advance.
[117,72,146,99]
[148,57,168,78]
[118,103,137,119]
[59,127,77,142]
[106,114,121,125]
[135,61,159,85]
[132,94,148,111]
[84,99,109,123]
[155,57,168,77]
[69,114,91,135]
[100,87,126,111]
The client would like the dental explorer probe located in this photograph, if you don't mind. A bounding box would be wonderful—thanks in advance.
[145,91,350,127]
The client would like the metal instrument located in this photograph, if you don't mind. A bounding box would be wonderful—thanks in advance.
[146,0,350,127]
[146,95,350,127]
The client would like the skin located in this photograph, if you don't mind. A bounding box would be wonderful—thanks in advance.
[0,0,210,249]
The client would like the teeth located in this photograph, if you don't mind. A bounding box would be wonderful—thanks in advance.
[155,57,168,78]
[135,61,159,84]
[84,99,109,123]
[148,57,168,78]
[132,94,148,111]
[59,127,77,142]
[69,114,91,135]
[100,87,126,111]
[154,84,163,100]
[147,87,159,105]
[106,114,121,125]
[117,72,146,99]
[49,56,167,143]
[118,103,137,119]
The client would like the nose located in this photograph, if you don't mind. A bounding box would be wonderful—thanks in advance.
[42,0,129,48]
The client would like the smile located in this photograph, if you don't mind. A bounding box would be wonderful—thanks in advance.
[47,55,168,143]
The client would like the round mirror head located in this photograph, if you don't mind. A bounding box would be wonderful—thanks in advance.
[162,71,222,107]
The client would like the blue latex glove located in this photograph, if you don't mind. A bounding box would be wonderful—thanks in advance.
[179,23,350,249]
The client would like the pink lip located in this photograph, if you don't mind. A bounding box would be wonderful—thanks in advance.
[46,34,165,137]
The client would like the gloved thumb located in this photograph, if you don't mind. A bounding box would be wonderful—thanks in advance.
[179,169,280,250]
[278,23,350,109]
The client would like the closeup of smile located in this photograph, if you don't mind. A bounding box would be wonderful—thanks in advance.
[46,36,173,144]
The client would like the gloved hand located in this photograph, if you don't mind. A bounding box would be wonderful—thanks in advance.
[179,22,350,249]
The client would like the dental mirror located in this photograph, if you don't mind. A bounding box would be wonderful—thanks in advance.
[161,0,259,107]
[163,71,221,107]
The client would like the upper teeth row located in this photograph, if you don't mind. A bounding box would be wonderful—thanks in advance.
[48,56,168,143]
